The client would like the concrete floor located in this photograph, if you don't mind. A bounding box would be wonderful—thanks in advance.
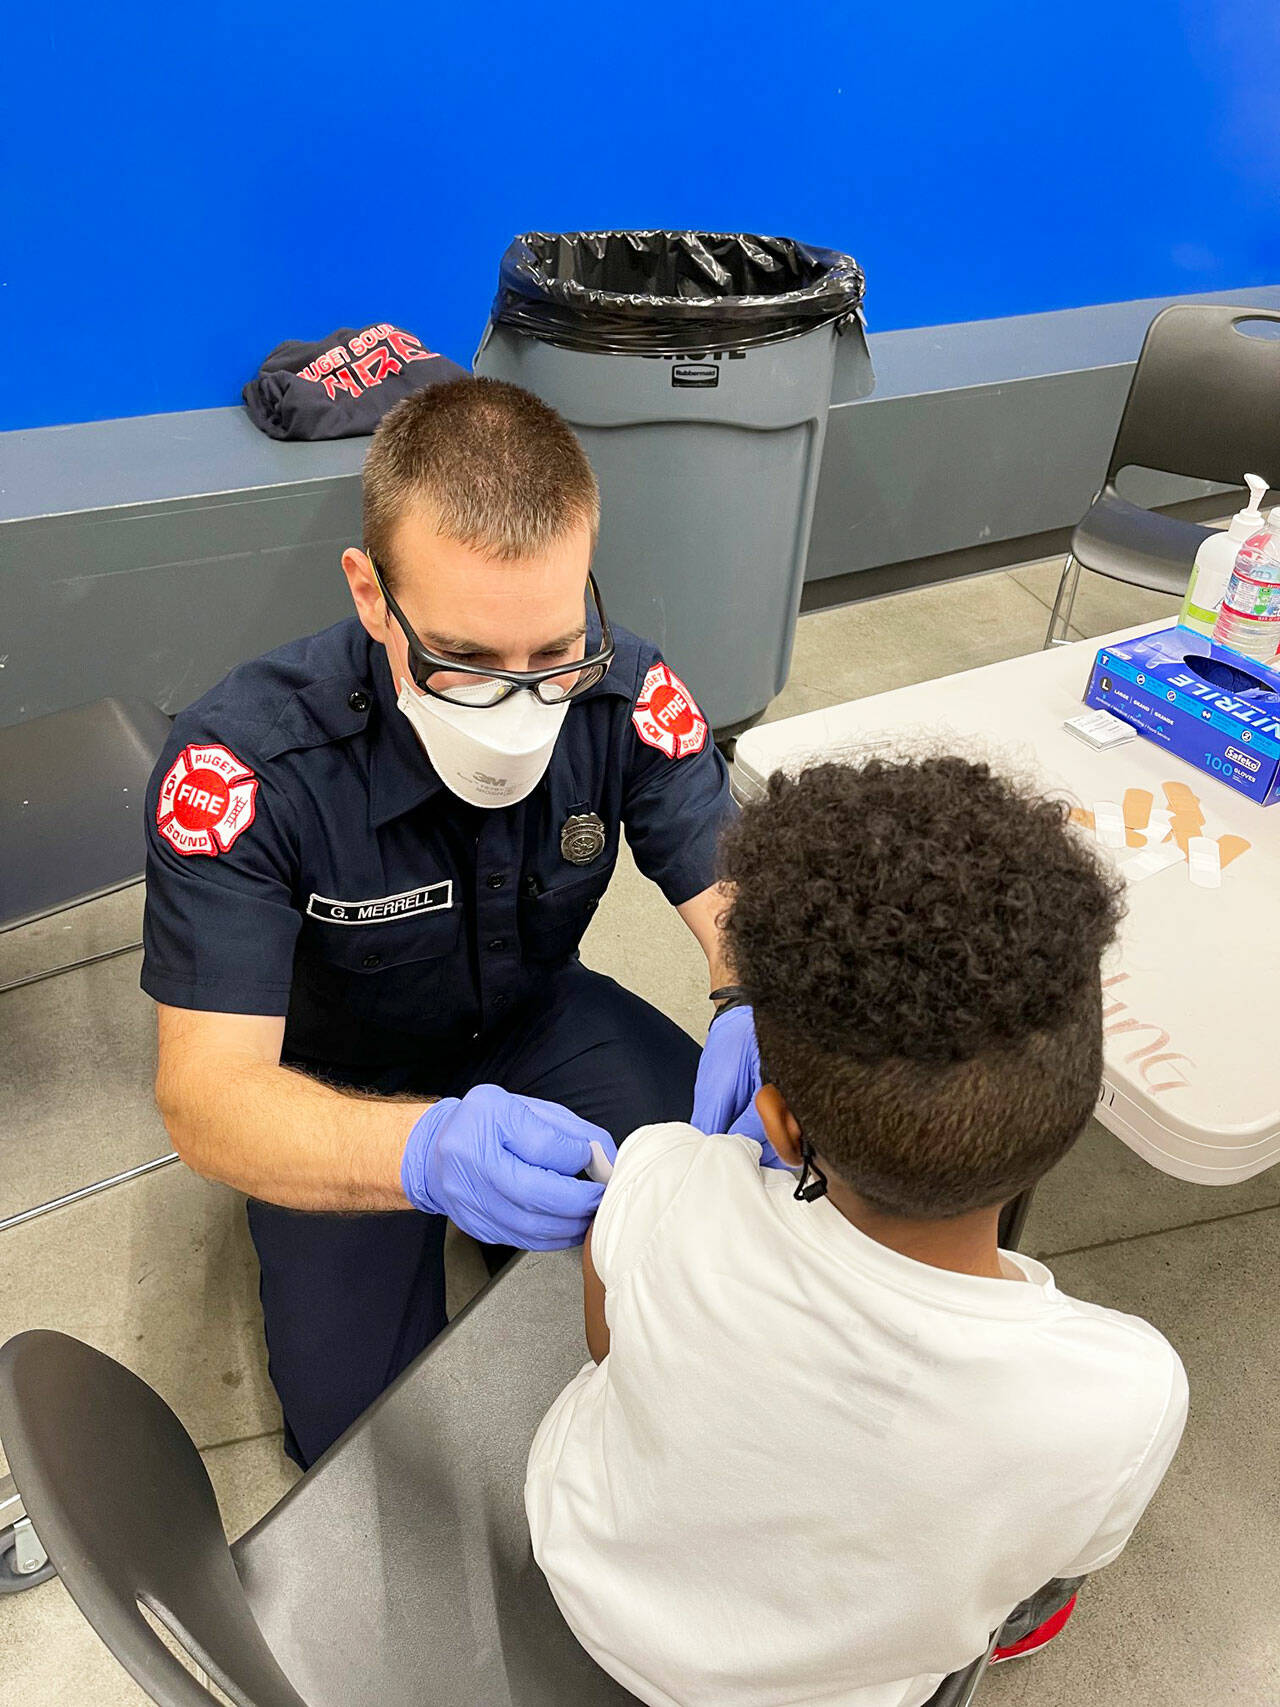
[3,556,1277,1705]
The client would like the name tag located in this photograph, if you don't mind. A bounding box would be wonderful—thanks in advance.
[307,880,454,925]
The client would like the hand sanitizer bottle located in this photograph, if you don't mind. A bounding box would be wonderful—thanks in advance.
[1180,473,1270,638]
[1214,495,1280,664]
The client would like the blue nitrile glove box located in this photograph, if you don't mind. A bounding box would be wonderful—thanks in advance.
[1085,623,1280,806]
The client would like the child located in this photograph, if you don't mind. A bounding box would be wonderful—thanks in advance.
[526,756,1187,1707]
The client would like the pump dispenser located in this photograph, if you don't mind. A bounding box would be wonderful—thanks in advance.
[1180,473,1271,638]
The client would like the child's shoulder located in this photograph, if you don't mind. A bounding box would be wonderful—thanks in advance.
[591,1125,766,1283]
[1045,1283,1188,1415]
[612,1122,763,1185]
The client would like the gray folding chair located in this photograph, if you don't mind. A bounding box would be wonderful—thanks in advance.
[1,696,179,1236]
[0,1248,992,1706]
[1044,302,1280,646]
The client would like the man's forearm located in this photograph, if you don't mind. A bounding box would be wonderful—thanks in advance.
[676,883,735,993]
[157,1052,432,1211]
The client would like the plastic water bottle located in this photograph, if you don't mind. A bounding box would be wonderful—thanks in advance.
[1213,505,1280,664]
[1180,474,1269,638]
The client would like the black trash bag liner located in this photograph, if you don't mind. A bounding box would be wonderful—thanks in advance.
[489,230,865,355]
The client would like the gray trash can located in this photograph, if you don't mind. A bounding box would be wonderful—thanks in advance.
[473,230,872,735]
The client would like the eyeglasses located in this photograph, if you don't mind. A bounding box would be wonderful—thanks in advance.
[369,555,615,707]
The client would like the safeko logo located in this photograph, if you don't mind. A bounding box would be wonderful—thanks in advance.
[1225,745,1261,773]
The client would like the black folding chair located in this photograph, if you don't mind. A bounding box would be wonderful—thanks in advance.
[0,1249,992,1706]
[0,696,179,1236]
[1044,302,1280,646]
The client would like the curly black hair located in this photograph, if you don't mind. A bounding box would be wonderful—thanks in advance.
[720,756,1126,1218]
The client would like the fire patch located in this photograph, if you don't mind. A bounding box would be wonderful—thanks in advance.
[631,663,708,760]
[156,744,259,857]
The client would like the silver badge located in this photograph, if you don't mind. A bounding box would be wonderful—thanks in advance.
[561,811,606,866]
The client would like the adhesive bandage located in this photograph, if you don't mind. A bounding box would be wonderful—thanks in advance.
[1187,836,1222,889]
[1093,801,1127,849]
[1144,808,1174,841]
[1124,842,1184,882]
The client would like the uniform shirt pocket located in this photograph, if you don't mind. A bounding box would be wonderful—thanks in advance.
[309,898,463,974]
[518,867,613,964]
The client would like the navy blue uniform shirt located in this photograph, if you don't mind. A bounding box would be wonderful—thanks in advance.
[142,618,733,1076]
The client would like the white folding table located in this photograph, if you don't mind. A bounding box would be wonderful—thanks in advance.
[731,624,1280,1186]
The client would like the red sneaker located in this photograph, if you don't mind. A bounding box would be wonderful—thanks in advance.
[990,1593,1078,1664]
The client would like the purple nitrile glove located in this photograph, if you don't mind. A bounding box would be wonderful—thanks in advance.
[727,1097,790,1171]
[401,1084,617,1250]
[691,1002,762,1136]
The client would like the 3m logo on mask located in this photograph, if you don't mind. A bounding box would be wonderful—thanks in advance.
[631,662,709,760]
[307,880,454,924]
[396,677,570,809]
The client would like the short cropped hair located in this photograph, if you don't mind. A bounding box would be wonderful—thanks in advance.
[720,756,1125,1218]
[362,377,600,584]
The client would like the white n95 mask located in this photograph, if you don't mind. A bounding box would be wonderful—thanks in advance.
[397,677,570,809]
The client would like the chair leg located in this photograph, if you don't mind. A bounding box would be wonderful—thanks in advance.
[1,1475,56,1593]
[0,1154,180,1235]
[0,939,143,997]
[998,1186,1035,1252]
[1043,553,1083,648]
[923,1629,998,1706]
[956,1632,999,1706]
[1,878,148,995]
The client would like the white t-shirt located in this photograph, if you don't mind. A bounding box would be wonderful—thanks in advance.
[526,1124,1187,1707]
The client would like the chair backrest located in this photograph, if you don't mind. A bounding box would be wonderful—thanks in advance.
[0,1329,309,1707]
[1106,303,1280,492]
[233,1252,990,1707]
[232,1248,639,1707]
[0,1254,631,1707]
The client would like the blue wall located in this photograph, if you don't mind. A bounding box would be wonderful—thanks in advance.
[5,1,1278,431]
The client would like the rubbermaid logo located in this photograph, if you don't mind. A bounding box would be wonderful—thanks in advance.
[672,364,719,388]
[1225,746,1261,772]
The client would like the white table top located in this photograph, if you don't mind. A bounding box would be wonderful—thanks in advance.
[732,625,1280,1184]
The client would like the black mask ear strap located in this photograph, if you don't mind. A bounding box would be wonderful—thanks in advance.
[793,1141,829,1203]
